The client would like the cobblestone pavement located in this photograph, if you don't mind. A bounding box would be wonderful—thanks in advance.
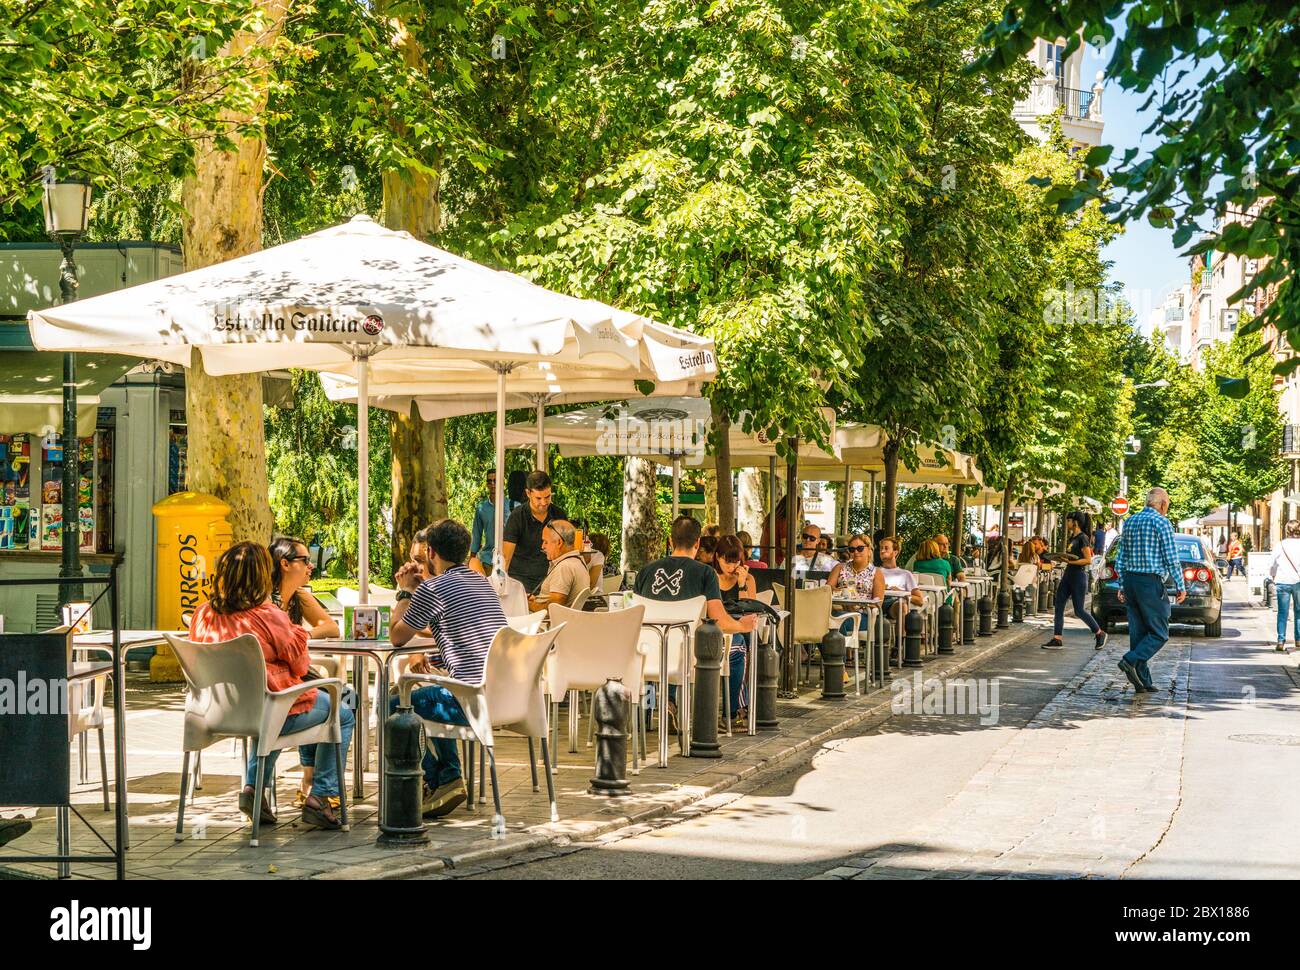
[0,618,1043,880]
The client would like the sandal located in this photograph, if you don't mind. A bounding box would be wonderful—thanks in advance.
[301,794,342,830]
[238,787,277,825]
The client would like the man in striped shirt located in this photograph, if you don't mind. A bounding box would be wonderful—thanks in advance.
[391,518,506,817]
[1115,487,1186,693]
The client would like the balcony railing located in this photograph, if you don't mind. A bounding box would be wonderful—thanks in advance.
[1283,424,1300,455]
[1017,80,1103,123]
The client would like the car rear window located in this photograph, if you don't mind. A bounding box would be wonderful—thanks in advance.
[1105,536,1205,562]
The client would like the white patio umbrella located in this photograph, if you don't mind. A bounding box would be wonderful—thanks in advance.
[502,396,839,517]
[28,214,717,600]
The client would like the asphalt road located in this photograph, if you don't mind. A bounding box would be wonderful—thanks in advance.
[452,580,1298,880]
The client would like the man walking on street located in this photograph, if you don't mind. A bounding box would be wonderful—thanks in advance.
[1115,487,1185,693]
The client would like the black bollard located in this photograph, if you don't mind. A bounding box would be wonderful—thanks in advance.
[377,704,430,846]
[820,629,847,699]
[690,618,725,757]
[1023,581,1036,616]
[1047,574,1057,608]
[1037,576,1049,612]
[1012,586,1024,623]
[755,624,780,731]
[962,595,977,644]
[904,607,924,668]
[937,601,955,654]
[589,678,632,795]
[978,593,994,636]
[997,585,1011,629]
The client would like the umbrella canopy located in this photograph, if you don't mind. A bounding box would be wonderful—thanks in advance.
[501,396,838,516]
[28,215,716,597]
[0,351,136,436]
[1194,504,1257,528]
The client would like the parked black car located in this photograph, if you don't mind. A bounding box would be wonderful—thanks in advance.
[1091,532,1223,637]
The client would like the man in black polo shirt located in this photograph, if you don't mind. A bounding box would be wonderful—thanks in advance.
[502,470,567,594]
[636,515,757,730]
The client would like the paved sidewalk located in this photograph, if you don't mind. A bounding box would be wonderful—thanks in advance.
[812,585,1282,880]
[0,618,1044,880]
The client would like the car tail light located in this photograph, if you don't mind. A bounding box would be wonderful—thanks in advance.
[1183,567,1196,581]
[1105,566,1118,581]
[1195,568,1210,582]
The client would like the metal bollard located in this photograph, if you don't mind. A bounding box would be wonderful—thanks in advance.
[1012,587,1024,623]
[904,608,924,668]
[1023,582,1036,616]
[755,622,780,731]
[589,678,632,796]
[1037,577,1049,612]
[1047,574,1057,608]
[962,596,977,644]
[937,600,955,654]
[377,704,430,846]
[978,593,994,636]
[820,629,847,699]
[997,586,1011,629]
[690,618,725,758]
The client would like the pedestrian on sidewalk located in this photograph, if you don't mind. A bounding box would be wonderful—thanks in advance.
[1226,533,1245,579]
[1115,487,1185,693]
[1268,519,1300,652]
[1042,511,1106,651]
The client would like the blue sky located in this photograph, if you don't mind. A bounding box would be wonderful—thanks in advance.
[1080,40,1196,335]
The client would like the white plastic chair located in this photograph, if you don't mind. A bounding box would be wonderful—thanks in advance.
[1012,564,1039,614]
[165,633,348,847]
[600,574,623,594]
[489,570,530,618]
[68,666,110,811]
[507,610,547,635]
[546,604,646,770]
[570,587,592,611]
[399,623,565,837]
[633,594,707,756]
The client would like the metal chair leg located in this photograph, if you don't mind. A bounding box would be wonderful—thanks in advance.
[193,749,203,791]
[97,726,110,811]
[478,742,487,804]
[334,740,349,832]
[568,689,579,753]
[550,700,560,774]
[465,741,476,813]
[486,745,506,838]
[540,736,559,822]
[528,737,539,792]
[175,750,191,842]
[57,805,70,879]
[250,756,268,847]
[78,731,88,785]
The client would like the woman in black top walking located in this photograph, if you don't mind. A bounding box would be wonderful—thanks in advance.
[1043,511,1106,650]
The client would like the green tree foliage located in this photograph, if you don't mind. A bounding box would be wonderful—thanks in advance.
[1199,329,1287,512]
[968,1,1300,373]
[447,0,919,450]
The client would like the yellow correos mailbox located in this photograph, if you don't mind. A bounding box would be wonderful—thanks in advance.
[150,492,233,681]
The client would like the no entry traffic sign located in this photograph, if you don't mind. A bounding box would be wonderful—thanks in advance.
[1111,496,1130,516]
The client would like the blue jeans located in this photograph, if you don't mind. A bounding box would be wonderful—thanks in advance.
[1276,583,1300,643]
[1122,573,1170,684]
[389,687,468,789]
[1054,568,1100,636]
[246,689,355,797]
[655,634,749,712]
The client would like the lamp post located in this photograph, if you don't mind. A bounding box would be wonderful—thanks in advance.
[43,174,92,603]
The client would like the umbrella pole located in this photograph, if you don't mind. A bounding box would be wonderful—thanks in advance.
[535,400,546,474]
[357,356,369,606]
[768,456,777,563]
[672,457,681,518]
[494,366,509,574]
[841,465,852,540]
[868,471,877,536]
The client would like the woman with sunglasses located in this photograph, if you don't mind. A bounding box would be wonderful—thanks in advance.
[714,535,757,726]
[269,535,340,809]
[830,534,885,599]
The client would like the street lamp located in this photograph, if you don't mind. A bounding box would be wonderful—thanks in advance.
[42,173,92,600]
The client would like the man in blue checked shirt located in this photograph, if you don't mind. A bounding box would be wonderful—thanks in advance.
[1115,487,1186,693]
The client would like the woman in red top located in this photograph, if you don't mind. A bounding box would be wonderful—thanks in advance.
[189,542,353,830]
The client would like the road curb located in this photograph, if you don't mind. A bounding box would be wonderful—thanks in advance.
[315,621,1046,880]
